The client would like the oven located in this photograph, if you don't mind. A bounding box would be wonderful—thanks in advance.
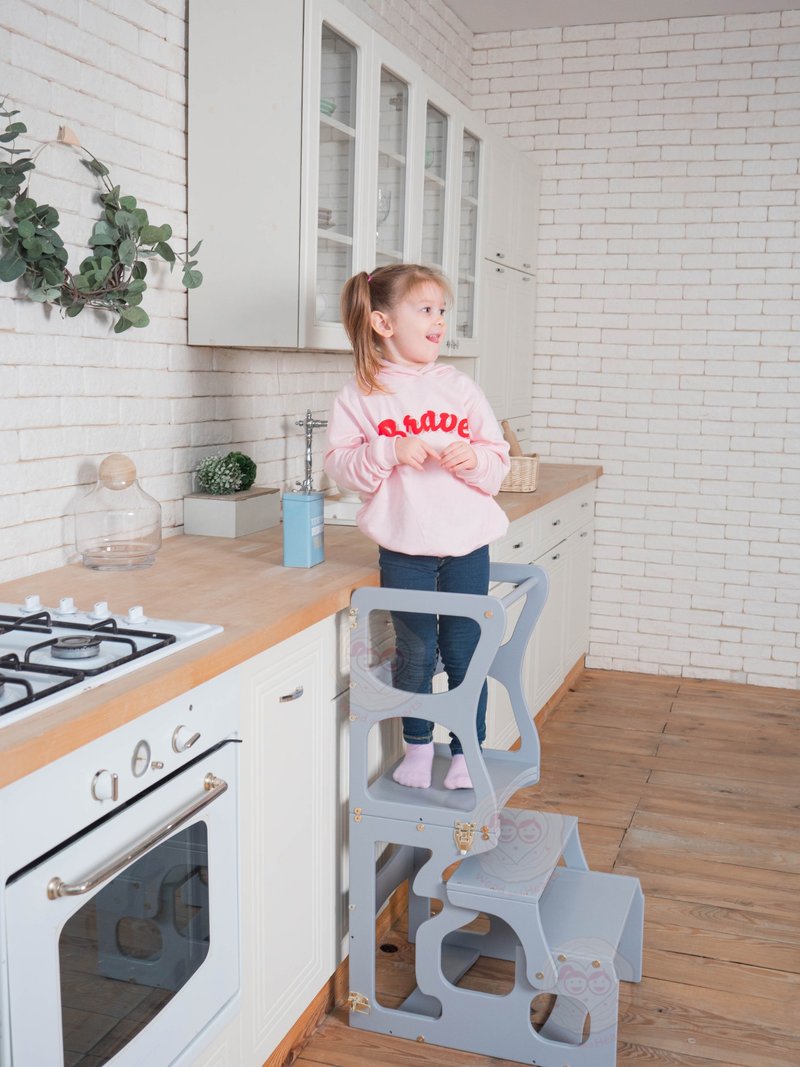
[0,595,241,1067]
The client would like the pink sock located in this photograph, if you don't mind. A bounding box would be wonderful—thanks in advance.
[444,753,473,790]
[392,741,434,788]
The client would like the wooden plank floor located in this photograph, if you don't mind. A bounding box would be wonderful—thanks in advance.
[295,669,800,1067]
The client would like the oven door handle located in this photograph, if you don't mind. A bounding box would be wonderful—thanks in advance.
[46,772,228,901]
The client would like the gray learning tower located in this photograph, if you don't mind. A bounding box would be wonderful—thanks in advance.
[346,563,644,1066]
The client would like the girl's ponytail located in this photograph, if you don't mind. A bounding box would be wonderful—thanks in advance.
[340,272,383,394]
[340,263,452,394]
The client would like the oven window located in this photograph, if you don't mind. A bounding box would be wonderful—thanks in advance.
[59,822,210,1066]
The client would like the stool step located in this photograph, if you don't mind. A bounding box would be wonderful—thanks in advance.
[365,743,538,823]
[447,809,581,907]
[540,866,640,964]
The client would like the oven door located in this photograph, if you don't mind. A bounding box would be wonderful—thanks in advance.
[5,742,238,1067]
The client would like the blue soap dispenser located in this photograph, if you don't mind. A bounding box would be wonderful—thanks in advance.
[283,410,327,568]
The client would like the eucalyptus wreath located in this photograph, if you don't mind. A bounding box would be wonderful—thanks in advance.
[0,100,202,333]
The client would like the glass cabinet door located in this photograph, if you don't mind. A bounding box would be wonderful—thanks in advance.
[455,129,480,347]
[375,68,408,267]
[421,103,448,270]
[316,24,357,324]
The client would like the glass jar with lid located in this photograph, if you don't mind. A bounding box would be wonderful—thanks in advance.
[75,453,162,569]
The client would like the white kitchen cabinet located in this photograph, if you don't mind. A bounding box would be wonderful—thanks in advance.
[483,137,540,275]
[478,262,537,420]
[236,618,337,1064]
[485,484,596,742]
[188,0,486,353]
[476,135,539,422]
[526,486,596,712]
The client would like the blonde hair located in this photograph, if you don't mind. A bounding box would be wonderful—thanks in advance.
[340,263,452,394]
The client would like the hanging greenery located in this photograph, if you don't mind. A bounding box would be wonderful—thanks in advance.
[0,100,202,333]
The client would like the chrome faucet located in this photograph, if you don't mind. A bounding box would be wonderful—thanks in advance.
[296,409,328,493]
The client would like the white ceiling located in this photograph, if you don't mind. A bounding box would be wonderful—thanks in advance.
[444,0,800,33]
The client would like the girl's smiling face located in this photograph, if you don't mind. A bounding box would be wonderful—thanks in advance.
[371,282,448,369]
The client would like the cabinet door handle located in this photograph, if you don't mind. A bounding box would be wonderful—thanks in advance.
[495,267,505,274]
[581,501,589,508]
[580,531,588,538]
[522,274,531,282]
[279,686,304,702]
[513,542,523,549]
[551,552,560,561]
[495,251,505,259]
[552,518,561,526]
[523,262,532,269]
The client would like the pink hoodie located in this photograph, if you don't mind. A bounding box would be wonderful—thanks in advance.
[324,361,510,556]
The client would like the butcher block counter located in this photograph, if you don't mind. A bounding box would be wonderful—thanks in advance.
[0,462,600,787]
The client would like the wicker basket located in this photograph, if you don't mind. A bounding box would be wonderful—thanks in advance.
[500,453,539,493]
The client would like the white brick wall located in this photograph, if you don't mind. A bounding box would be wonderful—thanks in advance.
[475,9,800,689]
[2,2,798,691]
[0,0,470,582]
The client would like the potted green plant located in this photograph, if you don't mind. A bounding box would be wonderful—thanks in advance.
[183,451,279,538]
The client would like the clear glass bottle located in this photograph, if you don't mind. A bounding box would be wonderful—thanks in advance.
[75,454,162,569]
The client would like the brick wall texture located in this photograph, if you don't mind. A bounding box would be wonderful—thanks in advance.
[1,2,797,687]
[474,11,799,687]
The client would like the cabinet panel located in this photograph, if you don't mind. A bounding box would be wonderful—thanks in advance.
[564,523,594,671]
[239,623,336,1062]
[187,3,304,348]
[527,543,568,711]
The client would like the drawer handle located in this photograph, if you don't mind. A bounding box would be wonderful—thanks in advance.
[552,518,561,526]
[280,686,304,702]
[581,501,589,508]
[496,251,505,259]
[513,541,523,549]
[580,531,588,538]
[551,552,560,561]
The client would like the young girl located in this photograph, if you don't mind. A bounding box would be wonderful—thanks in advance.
[324,264,510,790]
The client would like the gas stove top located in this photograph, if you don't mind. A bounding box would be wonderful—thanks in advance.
[0,595,222,724]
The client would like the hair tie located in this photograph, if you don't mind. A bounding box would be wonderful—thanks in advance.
[366,274,373,283]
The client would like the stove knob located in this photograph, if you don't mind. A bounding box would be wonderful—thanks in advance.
[126,605,146,625]
[91,770,119,803]
[58,597,76,615]
[22,594,41,613]
[91,601,110,620]
[172,725,201,753]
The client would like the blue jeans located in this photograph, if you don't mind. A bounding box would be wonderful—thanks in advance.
[379,544,490,756]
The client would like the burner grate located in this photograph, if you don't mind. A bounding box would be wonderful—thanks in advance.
[0,654,85,717]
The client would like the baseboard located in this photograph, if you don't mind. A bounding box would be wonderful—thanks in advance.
[536,656,585,729]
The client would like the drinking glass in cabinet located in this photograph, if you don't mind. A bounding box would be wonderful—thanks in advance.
[422,103,447,269]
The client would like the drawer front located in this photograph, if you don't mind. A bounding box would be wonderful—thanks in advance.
[490,514,536,567]
[532,483,595,555]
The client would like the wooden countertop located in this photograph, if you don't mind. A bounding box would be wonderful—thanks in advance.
[0,462,600,786]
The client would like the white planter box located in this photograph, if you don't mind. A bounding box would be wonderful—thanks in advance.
[183,486,280,538]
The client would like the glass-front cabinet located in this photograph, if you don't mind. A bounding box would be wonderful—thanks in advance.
[301,0,484,352]
[301,2,371,349]
[453,129,481,356]
[374,66,410,268]
[189,0,495,354]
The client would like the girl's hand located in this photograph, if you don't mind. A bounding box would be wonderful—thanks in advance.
[395,436,440,471]
[439,441,477,473]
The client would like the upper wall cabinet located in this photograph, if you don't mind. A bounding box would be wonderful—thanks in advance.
[188,0,487,353]
[482,136,540,276]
